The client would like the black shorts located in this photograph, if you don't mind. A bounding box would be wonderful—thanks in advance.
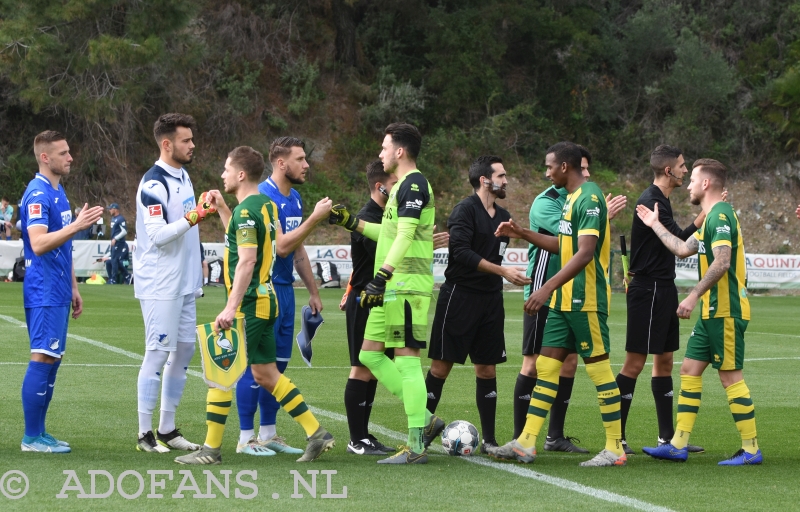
[345,289,393,367]
[625,277,680,355]
[522,305,550,355]
[428,283,506,365]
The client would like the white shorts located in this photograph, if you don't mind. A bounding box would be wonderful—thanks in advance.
[140,294,197,351]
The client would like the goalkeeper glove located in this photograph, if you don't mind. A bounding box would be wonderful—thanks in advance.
[359,268,392,309]
[185,192,217,227]
[329,204,359,231]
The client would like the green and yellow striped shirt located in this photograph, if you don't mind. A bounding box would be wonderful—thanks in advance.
[224,194,279,321]
[549,181,611,313]
[694,201,750,320]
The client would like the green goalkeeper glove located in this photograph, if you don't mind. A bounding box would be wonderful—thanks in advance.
[329,204,359,231]
[185,192,217,227]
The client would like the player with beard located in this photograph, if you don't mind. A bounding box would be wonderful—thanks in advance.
[19,131,104,453]
[233,137,332,456]
[134,113,211,453]
[615,145,705,455]
[176,146,334,464]
[424,155,530,453]
[637,158,760,466]
[330,123,441,464]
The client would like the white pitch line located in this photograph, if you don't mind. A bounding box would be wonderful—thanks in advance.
[309,407,674,512]
[0,313,673,512]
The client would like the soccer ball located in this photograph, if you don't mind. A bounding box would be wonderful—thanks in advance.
[441,420,480,456]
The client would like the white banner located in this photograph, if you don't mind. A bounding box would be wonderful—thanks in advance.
[675,253,800,289]
[2,241,799,289]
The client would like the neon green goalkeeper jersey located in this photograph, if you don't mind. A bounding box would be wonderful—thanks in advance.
[374,169,435,295]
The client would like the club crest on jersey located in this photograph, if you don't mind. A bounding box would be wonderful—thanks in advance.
[206,328,241,372]
[156,333,169,346]
[148,205,163,218]
[28,204,42,219]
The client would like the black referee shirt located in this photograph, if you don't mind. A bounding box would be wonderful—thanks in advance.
[350,198,383,291]
[629,184,698,281]
[444,194,511,293]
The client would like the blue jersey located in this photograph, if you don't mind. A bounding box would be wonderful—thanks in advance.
[20,173,73,308]
[110,214,127,241]
[258,177,303,285]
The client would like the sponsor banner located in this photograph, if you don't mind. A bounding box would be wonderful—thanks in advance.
[675,254,800,289]
[1,241,799,288]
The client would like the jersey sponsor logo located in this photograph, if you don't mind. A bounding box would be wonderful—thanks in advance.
[28,204,42,219]
[586,207,600,217]
[285,216,301,232]
[148,205,163,218]
[499,241,508,256]
[697,240,706,254]
[405,199,422,210]
[740,287,747,298]
[182,197,195,214]
[558,219,572,235]
[716,225,731,234]
[297,199,302,209]
[237,221,255,229]
[61,211,72,227]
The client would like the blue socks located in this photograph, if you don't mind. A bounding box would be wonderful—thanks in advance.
[236,361,289,431]
[22,361,55,438]
[258,360,287,426]
[236,366,259,431]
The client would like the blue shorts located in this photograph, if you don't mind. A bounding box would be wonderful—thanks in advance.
[273,284,295,362]
[25,305,70,358]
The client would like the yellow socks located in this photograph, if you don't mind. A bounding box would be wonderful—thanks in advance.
[204,388,232,449]
[272,374,320,437]
[518,356,562,450]
[726,380,758,454]
[672,374,702,449]
[585,359,623,456]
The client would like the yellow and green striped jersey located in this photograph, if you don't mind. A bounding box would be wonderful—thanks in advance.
[375,169,435,295]
[549,181,611,313]
[693,201,750,320]
[224,193,279,321]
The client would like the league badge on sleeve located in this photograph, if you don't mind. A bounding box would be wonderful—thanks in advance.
[296,305,324,367]
[28,204,42,219]
[196,315,248,391]
[148,205,163,219]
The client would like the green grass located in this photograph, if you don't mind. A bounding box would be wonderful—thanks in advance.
[0,284,798,511]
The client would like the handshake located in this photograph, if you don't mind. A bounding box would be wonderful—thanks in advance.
[328,204,359,231]
[185,192,218,227]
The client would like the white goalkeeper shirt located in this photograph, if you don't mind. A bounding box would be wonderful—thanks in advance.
[133,159,202,300]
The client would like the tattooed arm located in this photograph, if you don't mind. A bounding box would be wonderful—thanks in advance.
[676,245,731,319]
[636,203,699,258]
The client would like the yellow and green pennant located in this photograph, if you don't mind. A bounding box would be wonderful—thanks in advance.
[196,315,248,391]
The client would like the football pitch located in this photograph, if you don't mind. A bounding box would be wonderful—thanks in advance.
[1,284,799,511]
